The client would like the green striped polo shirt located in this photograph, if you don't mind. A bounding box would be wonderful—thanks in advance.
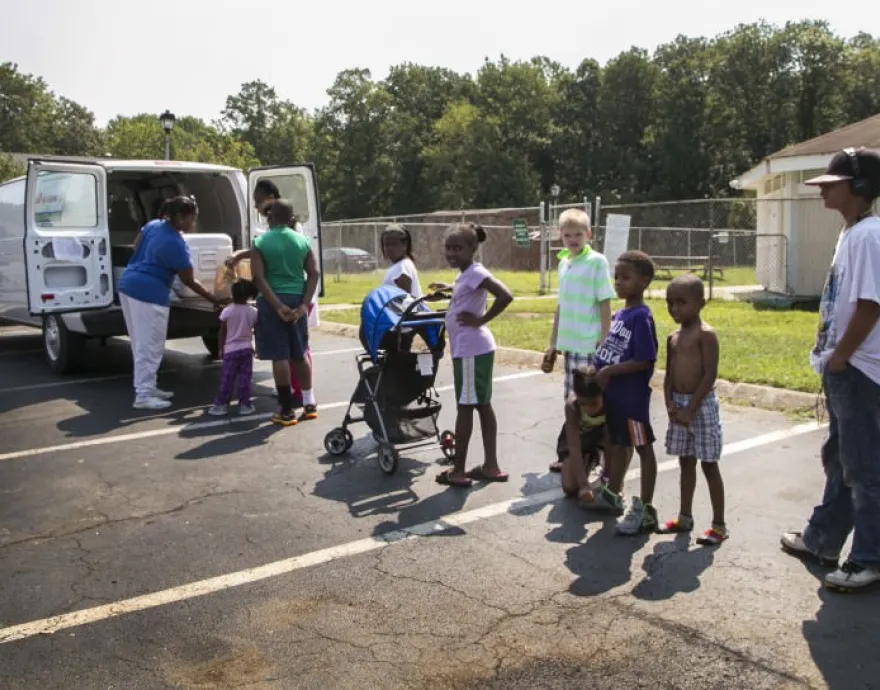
[556,246,615,355]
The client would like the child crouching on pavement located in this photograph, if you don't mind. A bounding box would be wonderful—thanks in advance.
[660,273,727,545]
[560,365,609,500]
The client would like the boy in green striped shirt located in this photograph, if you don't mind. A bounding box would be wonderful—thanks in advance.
[543,208,615,472]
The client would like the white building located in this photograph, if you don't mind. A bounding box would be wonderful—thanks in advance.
[731,113,880,298]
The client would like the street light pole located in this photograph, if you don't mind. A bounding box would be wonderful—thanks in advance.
[550,183,560,223]
[547,183,561,292]
[159,110,176,160]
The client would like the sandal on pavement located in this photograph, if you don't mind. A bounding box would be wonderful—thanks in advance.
[465,467,509,482]
[436,470,473,488]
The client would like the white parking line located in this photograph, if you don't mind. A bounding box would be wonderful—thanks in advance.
[0,371,541,463]
[0,421,826,644]
[310,347,363,357]
[0,348,360,395]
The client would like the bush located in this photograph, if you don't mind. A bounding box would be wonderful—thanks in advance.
[0,153,25,183]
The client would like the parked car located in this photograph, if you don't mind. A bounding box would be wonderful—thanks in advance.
[322,247,378,273]
[0,157,323,373]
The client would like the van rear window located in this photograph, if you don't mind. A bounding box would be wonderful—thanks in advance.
[34,171,98,228]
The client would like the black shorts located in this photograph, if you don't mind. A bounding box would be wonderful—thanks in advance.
[255,295,309,361]
[604,398,655,449]
[556,422,604,461]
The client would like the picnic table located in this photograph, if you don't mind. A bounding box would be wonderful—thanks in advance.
[651,256,723,281]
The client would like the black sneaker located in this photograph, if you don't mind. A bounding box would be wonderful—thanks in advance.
[299,404,318,421]
[272,410,298,426]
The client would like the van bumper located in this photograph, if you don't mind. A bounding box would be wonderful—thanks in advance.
[64,306,219,339]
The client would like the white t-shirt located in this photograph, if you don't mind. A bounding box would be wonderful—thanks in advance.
[811,215,880,384]
[382,258,423,298]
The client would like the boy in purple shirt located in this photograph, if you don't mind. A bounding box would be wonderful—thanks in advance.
[585,251,660,536]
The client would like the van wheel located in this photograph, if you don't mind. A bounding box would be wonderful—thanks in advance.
[43,314,87,374]
[202,329,221,359]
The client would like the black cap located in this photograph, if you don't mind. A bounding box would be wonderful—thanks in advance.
[805,147,880,186]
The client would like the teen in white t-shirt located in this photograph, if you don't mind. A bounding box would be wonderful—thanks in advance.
[782,147,880,593]
[811,214,880,381]
[381,224,422,298]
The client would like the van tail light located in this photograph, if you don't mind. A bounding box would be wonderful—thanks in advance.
[41,293,55,301]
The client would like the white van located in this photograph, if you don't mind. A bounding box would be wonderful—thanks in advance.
[0,158,323,373]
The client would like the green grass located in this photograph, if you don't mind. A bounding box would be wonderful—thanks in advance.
[324,297,820,393]
[320,267,758,305]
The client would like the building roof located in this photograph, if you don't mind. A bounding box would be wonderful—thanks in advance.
[769,113,880,159]
[731,113,880,190]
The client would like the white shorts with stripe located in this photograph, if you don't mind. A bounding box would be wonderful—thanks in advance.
[453,352,494,406]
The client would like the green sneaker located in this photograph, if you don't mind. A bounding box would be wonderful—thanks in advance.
[580,486,624,515]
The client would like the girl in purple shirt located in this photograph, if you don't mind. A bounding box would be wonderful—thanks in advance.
[432,223,513,488]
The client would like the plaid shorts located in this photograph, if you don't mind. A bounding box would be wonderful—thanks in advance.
[563,352,594,400]
[665,390,723,462]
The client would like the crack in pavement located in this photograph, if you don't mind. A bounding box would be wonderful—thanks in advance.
[0,489,245,550]
[372,550,515,618]
[606,597,818,688]
[498,413,560,440]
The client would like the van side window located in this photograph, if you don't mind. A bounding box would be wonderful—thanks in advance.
[34,171,98,228]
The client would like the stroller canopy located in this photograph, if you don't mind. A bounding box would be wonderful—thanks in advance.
[361,285,444,361]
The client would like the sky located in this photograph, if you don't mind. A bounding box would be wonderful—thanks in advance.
[1,0,876,127]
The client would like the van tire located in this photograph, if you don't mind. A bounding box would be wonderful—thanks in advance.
[202,329,221,359]
[43,315,87,374]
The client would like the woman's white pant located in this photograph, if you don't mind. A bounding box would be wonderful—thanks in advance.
[120,294,169,398]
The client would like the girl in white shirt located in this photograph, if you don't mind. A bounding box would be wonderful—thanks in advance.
[381,224,423,298]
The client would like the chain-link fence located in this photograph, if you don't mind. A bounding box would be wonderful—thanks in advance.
[319,194,850,301]
[593,197,842,299]
[321,206,544,282]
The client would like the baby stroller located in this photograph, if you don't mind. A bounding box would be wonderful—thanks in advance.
[323,285,456,475]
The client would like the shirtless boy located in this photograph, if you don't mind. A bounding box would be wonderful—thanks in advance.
[660,274,727,545]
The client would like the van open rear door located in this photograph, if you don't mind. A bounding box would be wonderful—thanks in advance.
[247,164,324,296]
[24,160,113,314]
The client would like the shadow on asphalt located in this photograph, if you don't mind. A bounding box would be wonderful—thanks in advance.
[175,422,284,461]
[565,518,651,597]
[0,334,282,442]
[630,533,714,600]
[803,585,880,688]
[311,435,487,538]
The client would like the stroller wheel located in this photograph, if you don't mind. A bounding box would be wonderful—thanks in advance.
[324,427,353,456]
[377,442,399,475]
[440,430,456,461]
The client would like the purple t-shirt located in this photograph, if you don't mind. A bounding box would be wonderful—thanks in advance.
[446,262,496,358]
[594,304,658,422]
[220,303,258,354]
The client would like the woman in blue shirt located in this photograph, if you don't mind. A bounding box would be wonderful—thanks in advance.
[118,196,221,410]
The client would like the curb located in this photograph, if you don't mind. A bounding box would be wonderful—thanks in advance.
[315,322,819,413]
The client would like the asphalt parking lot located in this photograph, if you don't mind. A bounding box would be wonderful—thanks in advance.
[0,322,878,689]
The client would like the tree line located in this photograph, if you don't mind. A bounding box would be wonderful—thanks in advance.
[1,20,878,219]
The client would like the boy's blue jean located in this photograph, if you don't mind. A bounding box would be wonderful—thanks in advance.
[803,365,880,567]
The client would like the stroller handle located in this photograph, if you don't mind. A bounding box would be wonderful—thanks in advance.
[395,294,447,328]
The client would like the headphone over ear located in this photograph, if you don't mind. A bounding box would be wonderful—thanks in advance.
[843,147,870,197]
